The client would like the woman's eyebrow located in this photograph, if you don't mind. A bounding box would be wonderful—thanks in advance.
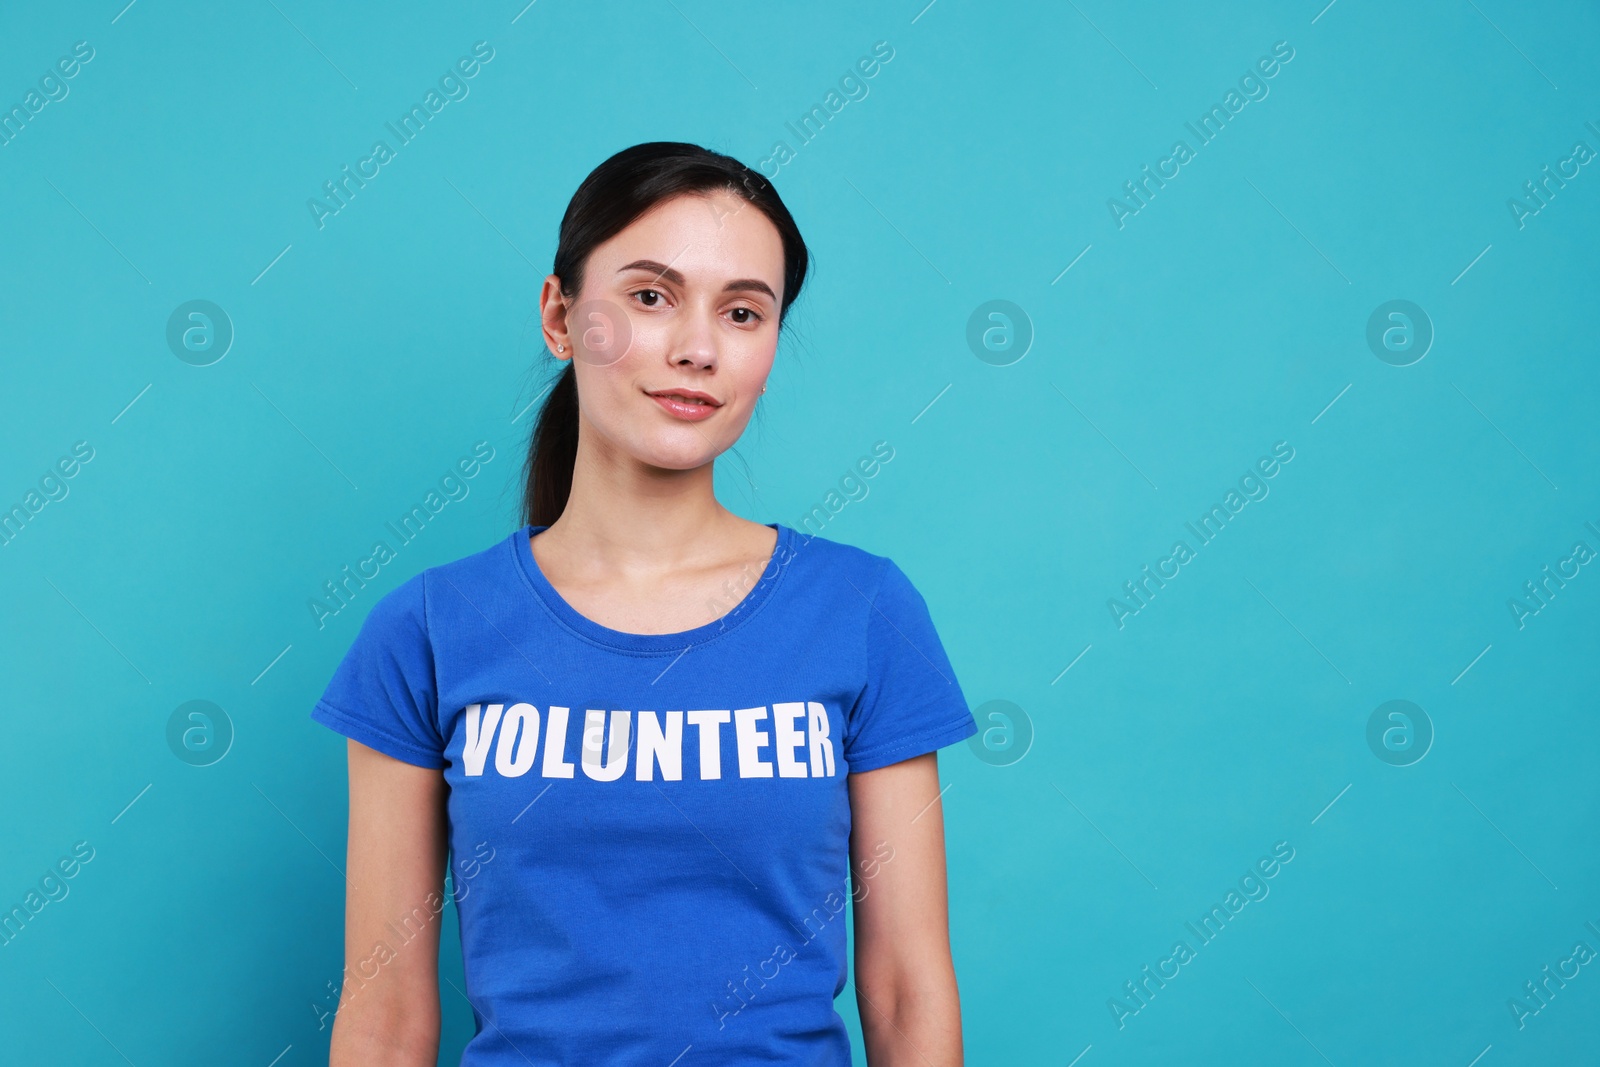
[617,259,776,300]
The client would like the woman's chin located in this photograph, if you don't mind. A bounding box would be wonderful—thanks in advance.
[633,438,721,473]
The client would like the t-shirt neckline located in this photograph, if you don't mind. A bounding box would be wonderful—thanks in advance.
[509,521,793,654]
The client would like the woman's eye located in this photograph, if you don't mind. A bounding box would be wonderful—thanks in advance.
[633,289,663,307]
[729,307,762,325]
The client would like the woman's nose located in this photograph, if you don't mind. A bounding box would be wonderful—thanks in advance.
[670,309,718,370]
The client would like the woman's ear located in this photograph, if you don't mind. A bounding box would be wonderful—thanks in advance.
[540,273,572,358]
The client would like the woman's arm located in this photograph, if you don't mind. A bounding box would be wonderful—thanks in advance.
[848,751,964,1066]
[328,738,450,1066]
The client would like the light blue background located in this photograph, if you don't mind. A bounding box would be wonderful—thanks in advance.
[2,1,1597,1064]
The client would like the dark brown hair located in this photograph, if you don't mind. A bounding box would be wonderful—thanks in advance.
[520,142,810,528]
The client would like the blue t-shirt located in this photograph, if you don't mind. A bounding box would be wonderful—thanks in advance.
[311,522,977,1065]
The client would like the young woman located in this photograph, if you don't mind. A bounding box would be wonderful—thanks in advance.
[311,141,976,1066]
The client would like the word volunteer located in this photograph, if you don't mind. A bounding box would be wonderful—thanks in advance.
[462,702,838,781]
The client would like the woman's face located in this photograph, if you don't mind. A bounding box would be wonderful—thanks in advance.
[541,189,786,472]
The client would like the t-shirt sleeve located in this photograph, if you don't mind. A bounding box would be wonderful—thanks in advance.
[843,557,978,773]
[310,572,447,769]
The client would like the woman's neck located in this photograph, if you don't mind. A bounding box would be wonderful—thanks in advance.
[536,425,761,577]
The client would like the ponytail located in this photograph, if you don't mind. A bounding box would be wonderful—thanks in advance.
[522,362,579,528]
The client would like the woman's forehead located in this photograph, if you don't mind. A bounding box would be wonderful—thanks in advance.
[594,194,784,283]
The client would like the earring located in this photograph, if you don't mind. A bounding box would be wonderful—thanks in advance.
[761,385,767,394]
[557,344,565,352]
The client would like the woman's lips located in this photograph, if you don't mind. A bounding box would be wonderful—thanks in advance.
[647,391,721,421]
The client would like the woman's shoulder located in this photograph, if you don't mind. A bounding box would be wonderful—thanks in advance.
[777,525,902,595]
[425,525,523,576]
[416,526,529,598]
